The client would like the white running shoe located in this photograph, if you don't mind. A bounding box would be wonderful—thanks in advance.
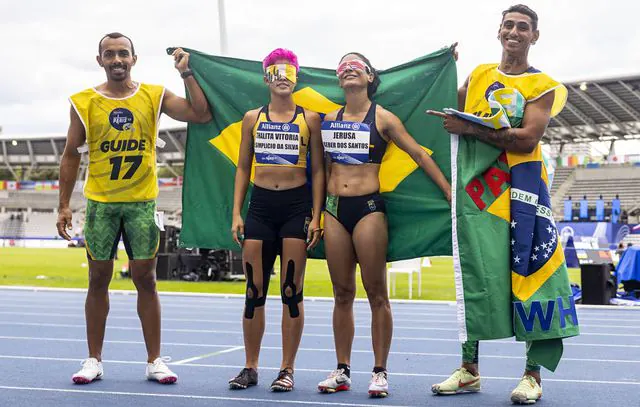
[318,368,351,393]
[72,358,103,384]
[145,357,178,384]
[368,371,389,398]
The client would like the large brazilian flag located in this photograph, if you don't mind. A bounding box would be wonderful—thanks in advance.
[170,46,457,261]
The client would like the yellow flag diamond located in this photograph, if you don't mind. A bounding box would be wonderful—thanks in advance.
[209,87,431,191]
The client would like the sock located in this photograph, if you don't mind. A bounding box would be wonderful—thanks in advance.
[337,363,350,378]
[373,366,387,376]
[525,359,541,373]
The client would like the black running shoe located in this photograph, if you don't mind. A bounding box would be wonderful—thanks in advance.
[229,368,258,390]
[270,369,294,392]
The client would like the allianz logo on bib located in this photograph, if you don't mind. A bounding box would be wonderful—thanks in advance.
[259,122,293,132]
[328,121,361,131]
[109,108,135,131]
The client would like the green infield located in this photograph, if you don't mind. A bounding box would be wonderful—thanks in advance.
[0,247,581,301]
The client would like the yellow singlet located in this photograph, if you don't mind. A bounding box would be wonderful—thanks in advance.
[464,63,566,118]
[69,83,164,202]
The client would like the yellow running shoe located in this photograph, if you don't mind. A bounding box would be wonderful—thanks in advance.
[431,368,481,395]
[510,375,542,404]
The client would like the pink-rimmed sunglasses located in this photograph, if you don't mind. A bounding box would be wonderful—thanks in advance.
[336,59,371,77]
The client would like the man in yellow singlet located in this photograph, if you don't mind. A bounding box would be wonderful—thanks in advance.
[56,32,211,385]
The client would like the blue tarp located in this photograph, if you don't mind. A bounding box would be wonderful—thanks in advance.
[617,246,640,282]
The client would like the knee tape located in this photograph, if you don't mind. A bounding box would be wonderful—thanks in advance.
[244,262,266,319]
[281,260,303,318]
[244,242,277,319]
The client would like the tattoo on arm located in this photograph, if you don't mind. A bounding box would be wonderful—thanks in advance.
[468,124,519,149]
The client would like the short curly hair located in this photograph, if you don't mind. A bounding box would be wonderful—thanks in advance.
[262,48,299,72]
[502,4,538,30]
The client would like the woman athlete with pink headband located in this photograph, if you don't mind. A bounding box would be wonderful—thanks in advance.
[230,48,325,392]
[317,52,451,398]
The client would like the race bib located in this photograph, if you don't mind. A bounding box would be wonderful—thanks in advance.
[254,122,300,165]
[321,121,370,165]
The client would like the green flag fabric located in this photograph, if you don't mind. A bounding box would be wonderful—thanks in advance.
[171,47,456,261]
[450,96,580,371]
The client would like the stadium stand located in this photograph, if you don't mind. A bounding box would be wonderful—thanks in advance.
[0,128,186,238]
[545,74,640,144]
[555,165,640,217]
[0,188,182,239]
[550,166,575,196]
[0,188,182,213]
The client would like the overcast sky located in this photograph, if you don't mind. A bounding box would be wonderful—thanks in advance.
[2,0,640,144]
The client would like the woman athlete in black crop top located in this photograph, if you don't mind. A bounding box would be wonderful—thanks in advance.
[317,52,451,398]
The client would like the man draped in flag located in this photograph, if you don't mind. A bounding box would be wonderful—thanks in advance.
[429,4,579,404]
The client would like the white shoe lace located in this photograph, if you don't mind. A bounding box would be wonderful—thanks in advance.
[515,375,538,392]
[328,368,344,379]
[372,372,387,386]
[151,356,173,372]
[80,358,99,370]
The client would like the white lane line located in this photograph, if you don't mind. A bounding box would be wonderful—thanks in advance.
[0,311,457,332]
[6,298,639,321]
[0,335,639,364]
[173,346,244,365]
[0,300,457,317]
[0,385,413,407]
[1,320,637,339]
[0,356,638,386]
[0,308,637,329]
[2,287,640,316]
[0,327,638,351]
[2,290,639,310]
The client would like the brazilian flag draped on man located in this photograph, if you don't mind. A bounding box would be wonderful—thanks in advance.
[171,46,456,260]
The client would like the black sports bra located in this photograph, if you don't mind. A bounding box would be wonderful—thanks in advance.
[335,103,387,164]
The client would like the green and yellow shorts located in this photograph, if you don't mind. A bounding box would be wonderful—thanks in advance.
[84,199,160,261]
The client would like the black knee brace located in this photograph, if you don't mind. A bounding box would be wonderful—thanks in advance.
[281,260,303,318]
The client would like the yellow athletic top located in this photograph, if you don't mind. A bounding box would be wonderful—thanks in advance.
[464,63,566,118]
[69,83,165,202]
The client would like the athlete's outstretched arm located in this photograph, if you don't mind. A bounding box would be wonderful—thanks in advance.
[161,48,212,123]
[380,108,451,203]
[231,110,258,246]
[428,90,555,154]
[57,106,86,240]
[305,109,325,250]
